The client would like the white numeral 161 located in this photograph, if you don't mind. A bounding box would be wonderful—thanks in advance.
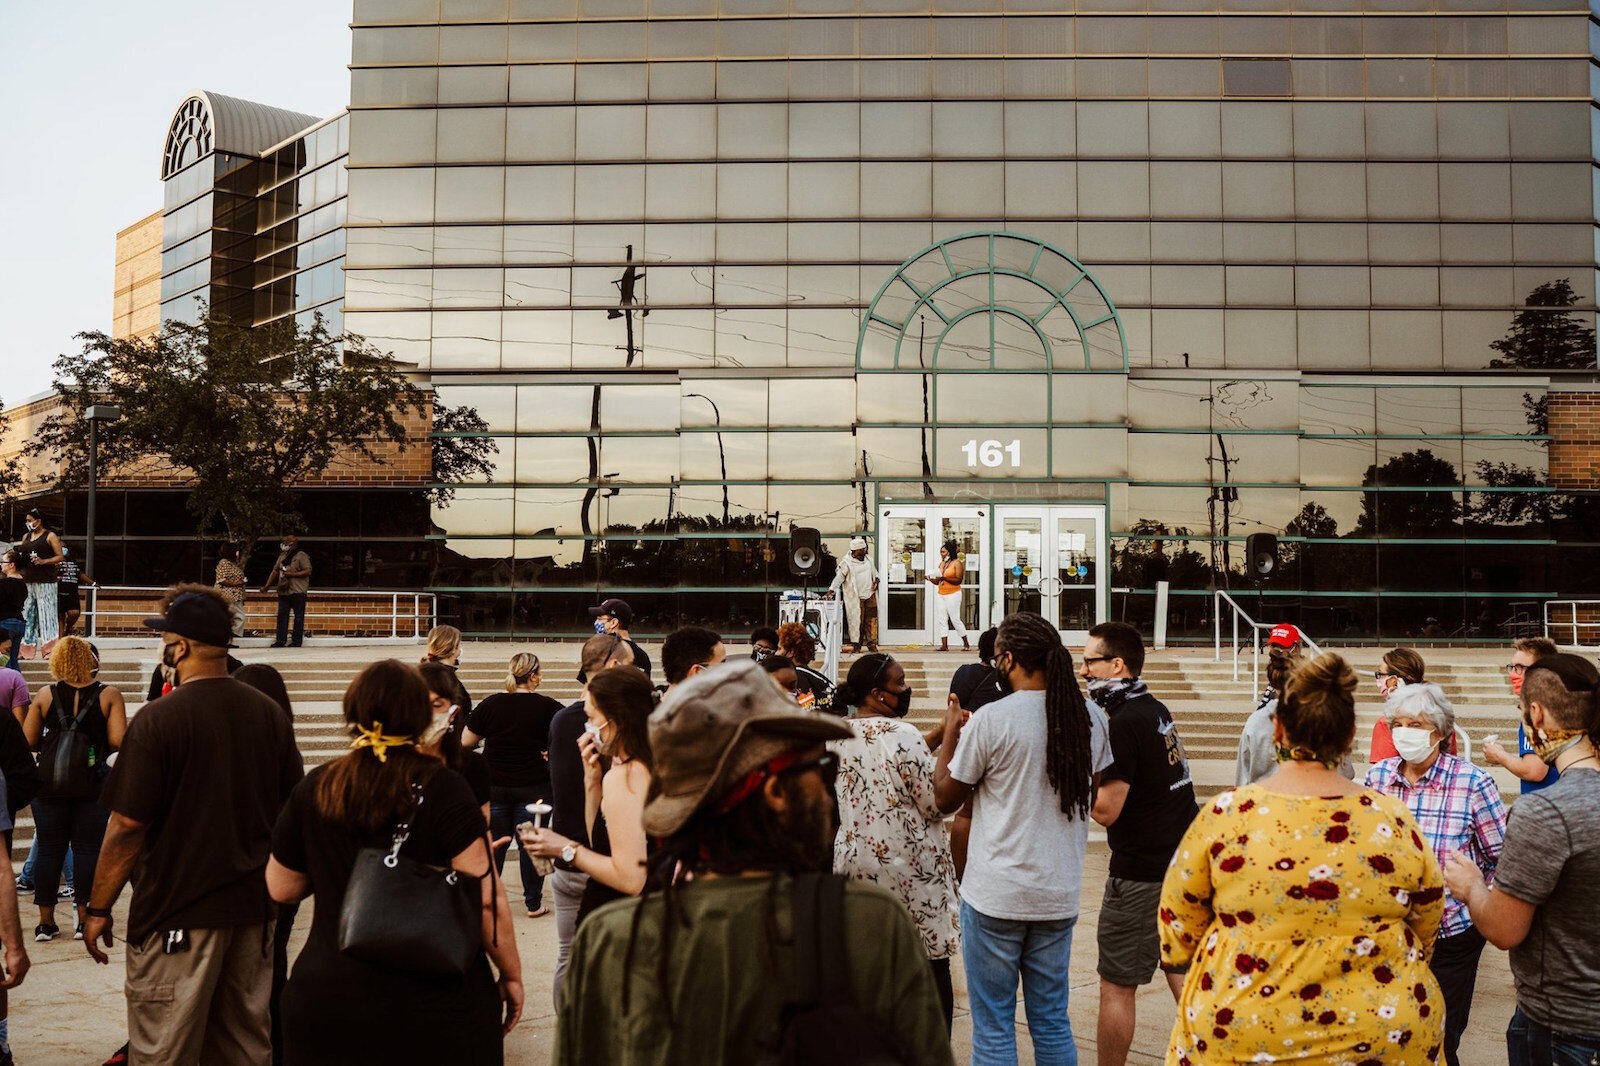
[961,439,1021,468]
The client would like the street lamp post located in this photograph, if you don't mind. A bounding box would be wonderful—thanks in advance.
[684,393,729,527]
[84,404,122,587]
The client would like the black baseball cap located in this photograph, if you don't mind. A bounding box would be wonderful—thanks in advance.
[142,591,236,648]
[588,598,633,628]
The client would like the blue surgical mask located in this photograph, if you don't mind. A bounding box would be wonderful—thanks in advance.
[593,620,608,635]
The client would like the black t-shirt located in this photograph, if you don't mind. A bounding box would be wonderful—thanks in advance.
[625,639,651,680]
[270,764,496,1006]
[145,655,245,702]
[949,663,1004,712]
[1101,692,1198,882]
[548,701,589,847]
[0,578,25,622]
[467,691,560,790]
[100,677,304,943]
[460,750,492,807]
[795,665,839,716]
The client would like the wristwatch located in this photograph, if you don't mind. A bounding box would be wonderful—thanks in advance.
[560,843,578,864]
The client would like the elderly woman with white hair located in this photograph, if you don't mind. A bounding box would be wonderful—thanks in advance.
[1364,681,1508,1066]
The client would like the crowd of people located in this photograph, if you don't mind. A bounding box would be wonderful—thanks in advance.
[0,583,1591,1065]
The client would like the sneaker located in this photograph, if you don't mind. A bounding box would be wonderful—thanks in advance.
[59,884,73,901]
[74,917,83,940]
[33,922,58,942]
[15,879,32,893]
[268,642,285,648]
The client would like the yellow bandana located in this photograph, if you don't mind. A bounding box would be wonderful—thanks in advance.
[350,721,416,763]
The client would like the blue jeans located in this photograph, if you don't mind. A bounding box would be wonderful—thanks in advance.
[0,618,22,670]
[1508,1006,1600,1066]
[19,837,74,893]
[30,796,107,908]
[489,785,547,911]
[961,900,1079,1066]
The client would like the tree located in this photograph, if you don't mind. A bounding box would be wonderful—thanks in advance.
[430,400,499,507]
[1354,449,1461,537]
[29,313,492,552]
[0,399,18,505]
[1488,279,1597,369]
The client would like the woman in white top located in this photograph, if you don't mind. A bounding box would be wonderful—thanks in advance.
[830,653,959,1030]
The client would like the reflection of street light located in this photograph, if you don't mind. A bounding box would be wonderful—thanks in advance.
[84,404,122,585]
[684,393,729,527]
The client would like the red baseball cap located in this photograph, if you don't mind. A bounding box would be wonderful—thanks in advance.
[1267,623,1301,648]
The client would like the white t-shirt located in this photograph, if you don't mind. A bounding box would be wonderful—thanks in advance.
[947,688,1111,922]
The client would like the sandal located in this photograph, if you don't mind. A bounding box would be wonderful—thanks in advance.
[527,906,550,918]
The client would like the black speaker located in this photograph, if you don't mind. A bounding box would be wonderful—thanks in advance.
[1245,532,1279,581]
[788,526,823,577]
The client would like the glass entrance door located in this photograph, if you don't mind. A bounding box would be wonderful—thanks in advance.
[993,506,1107,644]
[877,505,989,646]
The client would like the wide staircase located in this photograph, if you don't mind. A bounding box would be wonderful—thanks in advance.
[8,644,1524,861]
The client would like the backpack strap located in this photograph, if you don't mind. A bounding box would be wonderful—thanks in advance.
[791,872,826,1010]
[814,874,852,1005]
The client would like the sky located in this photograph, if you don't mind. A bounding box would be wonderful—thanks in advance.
[0,0,354,408]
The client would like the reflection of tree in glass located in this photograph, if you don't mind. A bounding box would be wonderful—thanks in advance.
[1112,519,1213,589]
[1354,450,1460,536]
[1281,502,1337,590]
[1488,279,1596,369]
[430,401,499,507]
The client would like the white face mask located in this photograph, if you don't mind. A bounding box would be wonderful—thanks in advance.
[1391,725,1438,764]
[279,542,291,552]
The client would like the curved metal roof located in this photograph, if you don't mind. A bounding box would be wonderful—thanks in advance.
[162,91,321,178]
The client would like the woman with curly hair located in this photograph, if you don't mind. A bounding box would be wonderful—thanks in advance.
[776,622,837,715]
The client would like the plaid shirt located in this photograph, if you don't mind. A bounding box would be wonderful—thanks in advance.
[1365,753,1507,939]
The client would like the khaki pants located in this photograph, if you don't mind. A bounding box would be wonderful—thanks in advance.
[126,922,274,1066]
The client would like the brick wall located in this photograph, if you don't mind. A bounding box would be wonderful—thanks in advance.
[1548,392,1600,490]
[112,211,162,343]
[85,588,433,639]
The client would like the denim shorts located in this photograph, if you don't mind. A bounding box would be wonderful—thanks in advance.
[1097,876,1168,986]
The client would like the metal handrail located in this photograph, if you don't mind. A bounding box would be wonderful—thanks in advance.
[83,585,435,641]
[1212,590,1323,689]
[1544,600,1600,649]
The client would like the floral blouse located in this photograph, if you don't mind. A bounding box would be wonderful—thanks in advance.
[1160,785,1447,1065]
[830,717,959,960]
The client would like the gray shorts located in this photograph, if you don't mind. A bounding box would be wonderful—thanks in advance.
[1097,876,1169,986]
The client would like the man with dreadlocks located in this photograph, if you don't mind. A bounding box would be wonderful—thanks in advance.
[932,611,1110,1066]
[1083,621,1197,1066]
[554,658,952,1066]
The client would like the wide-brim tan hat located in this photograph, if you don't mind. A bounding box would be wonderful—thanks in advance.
[643,658,852,837]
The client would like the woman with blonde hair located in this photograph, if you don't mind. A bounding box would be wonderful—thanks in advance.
[22,635,127,942]
[1161,653,1446,1063]
[422,624,471,715]
[465,653,562,917]
[268,660,522,1061]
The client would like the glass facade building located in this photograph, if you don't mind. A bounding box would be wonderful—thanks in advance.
[139,2,1600,639]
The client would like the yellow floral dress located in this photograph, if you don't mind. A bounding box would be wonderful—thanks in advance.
[1159,785,1447,1065]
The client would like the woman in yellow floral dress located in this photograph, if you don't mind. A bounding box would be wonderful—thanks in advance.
[1159,653,1446,1064]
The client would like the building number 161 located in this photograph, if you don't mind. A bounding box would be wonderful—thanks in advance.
[961,439,1022,468]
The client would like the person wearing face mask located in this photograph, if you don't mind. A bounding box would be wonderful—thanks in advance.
[585,598,651,681]
[1365,682,1507,1066]
[1483,636,1560,794]
[418,661,491,818]
[263,535,312,648]
[1369,646,1430,762]
[1444,653,1600,1066]
[86,584,303,1064]
[16,508,63,661]
[520,665,653,934]
[748,626,780,663]
[829,653,960,1030]
[1081,621,1198,1066]
[759,654,804,703]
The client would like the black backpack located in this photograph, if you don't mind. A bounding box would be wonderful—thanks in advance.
[0,711,41,816]
[760,874,914,1066]
[37,682,102,801]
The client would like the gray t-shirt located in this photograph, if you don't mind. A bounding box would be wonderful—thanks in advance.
[947,688,1111,922]
[1235,700,1278,787]
[1494,766,1600,1034]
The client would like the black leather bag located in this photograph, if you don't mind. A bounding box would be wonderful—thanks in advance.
[336,787,487,977]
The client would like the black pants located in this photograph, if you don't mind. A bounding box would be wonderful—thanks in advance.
[275,594,307,645]
[271,900,300,1066]
[931,956,953,1034]
[1431,924,1487,1066]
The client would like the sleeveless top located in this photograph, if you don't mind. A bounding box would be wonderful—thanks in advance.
[936,561,962,596]
[19,530,58,585]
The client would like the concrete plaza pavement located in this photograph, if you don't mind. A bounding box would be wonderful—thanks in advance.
[12,841,1518,1065]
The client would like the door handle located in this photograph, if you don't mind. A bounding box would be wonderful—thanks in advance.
[1038,576,1064,596]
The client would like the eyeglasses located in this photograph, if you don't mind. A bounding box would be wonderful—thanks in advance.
[775,751,839,786]
[1505,663,1528,675]
[1082,655,1115,666]
[1373,671,1393,680]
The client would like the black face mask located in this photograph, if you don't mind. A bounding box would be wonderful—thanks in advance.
[752,646,774,662]
[993,654,1014,695]
[161,640,187,674]
[879,684,914,718]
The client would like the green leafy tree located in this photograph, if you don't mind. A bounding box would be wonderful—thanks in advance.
[0,399,19,505]
[430,400,499,507]
[1353,449,1461,537]
[29,314,493,553]
[1489,279,1597,369]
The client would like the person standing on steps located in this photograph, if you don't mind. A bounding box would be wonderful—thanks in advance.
[1083,621,1198,1066]
[1483,635,1561,794]
[17,509,63,661]
[585,598,651,681]
[0,554,24,672]
[264,535,311,648]
[214,544,249,639]
[925,540,969,653]
[825,535,880,653]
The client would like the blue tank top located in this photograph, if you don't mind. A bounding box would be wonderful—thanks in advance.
[1518,722,1559,794]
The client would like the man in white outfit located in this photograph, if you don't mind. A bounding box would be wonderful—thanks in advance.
[827,536,879,653]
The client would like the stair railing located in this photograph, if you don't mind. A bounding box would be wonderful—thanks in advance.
[1212,590,1322,690]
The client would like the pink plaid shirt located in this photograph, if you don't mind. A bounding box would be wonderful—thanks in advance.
[1365,752,1507,939]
